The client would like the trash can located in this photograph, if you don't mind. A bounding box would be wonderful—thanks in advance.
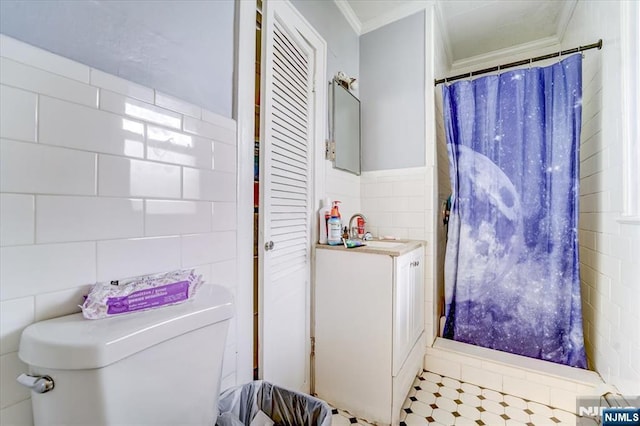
[216,380,332,426]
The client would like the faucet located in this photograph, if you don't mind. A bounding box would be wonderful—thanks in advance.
[348,213,367,239]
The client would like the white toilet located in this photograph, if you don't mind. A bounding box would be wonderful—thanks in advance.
[17,285,233,426]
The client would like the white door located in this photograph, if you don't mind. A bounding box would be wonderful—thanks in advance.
[259,0,323,392]
[393,252,412,375]
[409,247,425,347]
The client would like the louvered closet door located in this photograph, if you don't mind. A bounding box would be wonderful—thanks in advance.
[259,0,315,392]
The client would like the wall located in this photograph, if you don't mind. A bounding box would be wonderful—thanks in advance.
[291,0,362,224]
[0,36,239,424]
[360,10,425,172]
[562,1,640,395]
[0,0,234,117]
[291,0,358,86]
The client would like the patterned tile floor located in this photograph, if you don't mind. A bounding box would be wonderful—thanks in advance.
[330,369,595,426]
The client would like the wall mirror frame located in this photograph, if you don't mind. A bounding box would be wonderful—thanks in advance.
[330,78,361,175]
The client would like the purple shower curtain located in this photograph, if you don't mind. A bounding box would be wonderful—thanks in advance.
[442,54,587,368]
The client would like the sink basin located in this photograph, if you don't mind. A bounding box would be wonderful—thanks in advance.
[363,240,405,249]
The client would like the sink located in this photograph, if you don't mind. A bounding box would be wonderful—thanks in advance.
[363,240,405,249]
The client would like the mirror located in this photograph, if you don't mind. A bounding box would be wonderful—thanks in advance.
[332,80,361,175]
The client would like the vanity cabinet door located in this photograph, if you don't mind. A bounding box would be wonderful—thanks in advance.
[409,247,425,349]
[393,247,425,376]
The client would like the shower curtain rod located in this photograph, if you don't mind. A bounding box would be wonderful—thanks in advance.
[434,39,602,86]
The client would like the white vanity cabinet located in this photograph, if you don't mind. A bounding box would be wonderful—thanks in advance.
[314,242,425,425]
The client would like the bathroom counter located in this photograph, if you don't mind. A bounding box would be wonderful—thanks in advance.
[315,239,424,257]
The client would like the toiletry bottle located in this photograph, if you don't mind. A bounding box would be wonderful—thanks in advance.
[327,201,342,245]
[318,197,331,244]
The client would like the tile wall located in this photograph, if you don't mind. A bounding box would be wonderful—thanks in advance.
[0,35,239,424]
[324,165,361,228]
[360,166,436,344]
[562,1,640,395]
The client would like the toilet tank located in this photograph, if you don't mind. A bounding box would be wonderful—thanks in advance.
[18,285,233,426]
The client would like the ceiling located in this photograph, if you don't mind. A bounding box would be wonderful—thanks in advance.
[340,0,577,65]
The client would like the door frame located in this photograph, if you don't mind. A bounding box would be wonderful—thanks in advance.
[234,0,257,386]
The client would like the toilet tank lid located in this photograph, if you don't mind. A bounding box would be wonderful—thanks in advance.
[18,285,233,370]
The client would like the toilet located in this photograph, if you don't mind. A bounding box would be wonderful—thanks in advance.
[17,284,233,426]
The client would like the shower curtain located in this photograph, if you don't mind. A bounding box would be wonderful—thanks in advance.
[442,54,587,368]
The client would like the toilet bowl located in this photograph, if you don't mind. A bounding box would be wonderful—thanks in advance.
[18,284,233,426]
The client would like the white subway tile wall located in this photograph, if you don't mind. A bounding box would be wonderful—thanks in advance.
[361,168,432,240]
[0,36,90,83]
[156,91,202,119]
[99,90,181,129]
[0,399,32,426]
[96,236,182,281]
[147,125,212,168]
[145,200,212,237]
[0,86,37,142]
[39,96,146,157]
[98,155,182,198]
[0,57,98,108]
[211,202,238,231]
[183,167,236,201]
[324,166,361,226]
[360,167,436,346]
[0,139,98,195]
[0,194,34,246]
[212,141,237,173]
[1,242,97,300]
[90,69,154,103]
[210,259,238,287]
[33,286,90,322]
[564,1,640,395]
[183,115,236,143]
[0,353,30,409]
[36,196,144,243]
[181,231,236,267]
[0,297,34,355]
[0,35,238,421]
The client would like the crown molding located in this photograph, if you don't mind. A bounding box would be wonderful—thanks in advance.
[360,0,431,35]
[333,0,362,35]
[450,35,561,73]
[556,0,578,43]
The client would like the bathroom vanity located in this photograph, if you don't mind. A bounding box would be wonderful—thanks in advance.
[314,240,425,425]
